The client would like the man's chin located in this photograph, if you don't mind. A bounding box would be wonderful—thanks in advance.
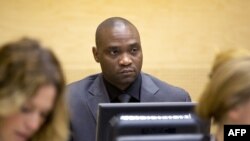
[120,77,135,85]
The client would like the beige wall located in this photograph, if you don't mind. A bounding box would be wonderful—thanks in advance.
[1,0,250,101]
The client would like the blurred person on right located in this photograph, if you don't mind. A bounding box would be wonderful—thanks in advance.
[196,48,250,141]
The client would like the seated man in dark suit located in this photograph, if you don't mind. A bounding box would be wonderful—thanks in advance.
[67,17,191,141]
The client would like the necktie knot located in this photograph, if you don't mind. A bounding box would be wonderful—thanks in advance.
[118,94,131,103]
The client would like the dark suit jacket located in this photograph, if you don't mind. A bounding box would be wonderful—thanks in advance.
[67,73,191,141]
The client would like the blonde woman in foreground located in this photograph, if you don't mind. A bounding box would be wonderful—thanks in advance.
[0,38,69,141]
[197,48,250,141]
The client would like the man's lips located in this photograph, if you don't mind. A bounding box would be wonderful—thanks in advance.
[120,68,134,73]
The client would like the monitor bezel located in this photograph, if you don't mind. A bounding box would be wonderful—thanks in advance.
[115,134,210,141]
[96,102,210,141]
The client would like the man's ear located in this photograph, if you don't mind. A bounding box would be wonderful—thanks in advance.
[92,46,99,63]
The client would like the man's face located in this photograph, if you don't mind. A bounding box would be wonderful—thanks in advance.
[93,25,143,90]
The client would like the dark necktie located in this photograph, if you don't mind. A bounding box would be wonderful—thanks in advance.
[118,94,131,103]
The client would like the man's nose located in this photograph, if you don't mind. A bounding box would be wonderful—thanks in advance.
[119,54,132,66]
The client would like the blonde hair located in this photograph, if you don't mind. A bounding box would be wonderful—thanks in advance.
[210,48,250,78]
[197,48,250,124]
[0,38,69,141]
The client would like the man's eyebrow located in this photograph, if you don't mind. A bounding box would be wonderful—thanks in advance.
[106,46,119,50]
[130,43,141,47]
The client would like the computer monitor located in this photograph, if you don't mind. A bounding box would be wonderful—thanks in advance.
[96,102,210,141]
[115,134,210,141]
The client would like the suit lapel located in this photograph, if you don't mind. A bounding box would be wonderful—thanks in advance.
[87,74,110,121]
[140,73,159,102]
[85,73,159,121]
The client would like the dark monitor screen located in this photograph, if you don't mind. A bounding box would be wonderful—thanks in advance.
[96,102,210,141]
[115,134,210,141]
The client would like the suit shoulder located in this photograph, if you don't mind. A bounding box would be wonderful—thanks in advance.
[67,73,100,93]
[142,73,191,101]
[68,73,99,86]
